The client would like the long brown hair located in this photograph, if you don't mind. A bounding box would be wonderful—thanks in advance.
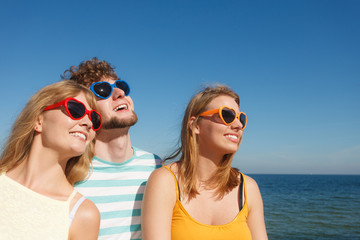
[0,80,98,185]
[165,85,242,200]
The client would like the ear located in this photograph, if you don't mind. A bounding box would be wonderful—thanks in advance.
[188,116,200,135]
[34,114,44,133]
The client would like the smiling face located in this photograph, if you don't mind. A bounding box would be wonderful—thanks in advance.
[94,77,138,129]
[193,95,243,158]
[36,92,96,158]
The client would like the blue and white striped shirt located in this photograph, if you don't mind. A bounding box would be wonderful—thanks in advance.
[75,147,162,240]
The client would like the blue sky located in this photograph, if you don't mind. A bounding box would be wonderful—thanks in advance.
[0,0,359,174]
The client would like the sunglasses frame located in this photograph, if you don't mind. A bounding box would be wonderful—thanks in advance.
[43,97,102,131]
[90,80,130,99]
[199,106,247,130]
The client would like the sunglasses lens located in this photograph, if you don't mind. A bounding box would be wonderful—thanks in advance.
[240,113,247,129]
[115,81,130,96]
[67,100,85,119]
[90,111,102,130]
[93,82,112,98]
[221,108,236,124]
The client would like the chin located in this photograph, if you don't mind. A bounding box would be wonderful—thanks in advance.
[224,146,239,155]
[102,114,138,129]
[68,146,87,157]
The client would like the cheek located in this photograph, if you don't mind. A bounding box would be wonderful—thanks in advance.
[238,131,244,145]
[96,102,109,115]
[126,97,135,109]
[197,124,218,144]
[88,131,96,142]
[43,113,70,130]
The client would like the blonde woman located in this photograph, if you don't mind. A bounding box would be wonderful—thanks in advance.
[0,80,101,239]
[142,85,267,240]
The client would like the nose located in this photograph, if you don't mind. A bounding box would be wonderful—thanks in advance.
[231,117,243,130]
[79,114,93,130]
[112,86,126,99]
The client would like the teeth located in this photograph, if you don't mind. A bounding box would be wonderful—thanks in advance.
[225,134,238,140]
[70,132,86,140]
[114,104,128,112]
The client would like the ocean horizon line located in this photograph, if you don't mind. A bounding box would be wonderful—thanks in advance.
[247,173,360,176]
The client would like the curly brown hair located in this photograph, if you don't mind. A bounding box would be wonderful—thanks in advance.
[62,57,119,87]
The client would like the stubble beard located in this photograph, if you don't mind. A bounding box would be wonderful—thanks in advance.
[102,111,138,129]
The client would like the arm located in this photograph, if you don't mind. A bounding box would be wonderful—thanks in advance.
[69,199,100,240]
[245,175,268,240]
[142,167,177,240]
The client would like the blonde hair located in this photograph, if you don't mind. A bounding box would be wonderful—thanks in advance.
[0,80,98,185]
[166,84,242,200]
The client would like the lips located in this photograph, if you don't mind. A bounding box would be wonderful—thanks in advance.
[69,131,87,141]
[113,104,128,112]
[225,134,239,142]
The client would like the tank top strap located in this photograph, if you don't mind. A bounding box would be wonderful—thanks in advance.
[163,165,180,200]
[239,172,247,203]
[238,173,243,209]
[68,196,86,227]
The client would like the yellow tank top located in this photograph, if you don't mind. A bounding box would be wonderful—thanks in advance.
[0,173,76,240]
[164,166,252,240]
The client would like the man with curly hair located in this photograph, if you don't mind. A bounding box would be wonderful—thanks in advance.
[62,57,162,240]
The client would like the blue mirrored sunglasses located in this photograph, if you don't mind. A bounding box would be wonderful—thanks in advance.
[90,80,130,99]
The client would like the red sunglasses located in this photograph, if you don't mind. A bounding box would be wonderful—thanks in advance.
[43,98,102,131]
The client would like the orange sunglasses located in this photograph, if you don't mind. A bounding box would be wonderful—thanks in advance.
[199,106,247,130]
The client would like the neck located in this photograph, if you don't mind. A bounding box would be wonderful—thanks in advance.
[95,127,133,163]
[196,155,221,183]
[6,140,72,198]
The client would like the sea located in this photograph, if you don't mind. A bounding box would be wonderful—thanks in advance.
[249,174,360,240]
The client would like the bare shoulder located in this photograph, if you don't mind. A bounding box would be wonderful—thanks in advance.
[148,163,176,182]
[243,174,260,191]
[76,198,100,222]
[242,175,268,239]
[242,174,264,211]
[144,163,179,206]
[69,195,100,240]
[142,164,177,240]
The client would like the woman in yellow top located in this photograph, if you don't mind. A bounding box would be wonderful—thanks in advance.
[0,80,101,239]
[142,85,267,240]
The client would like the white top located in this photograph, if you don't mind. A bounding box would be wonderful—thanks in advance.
[0,173,77,240]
